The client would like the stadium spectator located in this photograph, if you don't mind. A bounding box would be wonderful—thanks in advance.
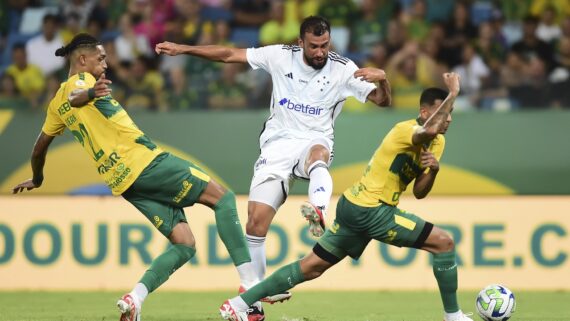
[25,13,65,76]
[349,0,385,58]
[442,1,478,68]
[60,12,83,45]
[386,41,438,109]
[452,44,490,110]
[402,0,431,42]
[231,0,271,27]
[114,13,152,63]
[0,73,28,109]
[122,56,166,111]
[60,0,96,29]
[549,36,570,108]
[207,63,248,110]
[259,0,299,46]
[6,44,45,109]
[536,5,562,43]
[511,15,555,72]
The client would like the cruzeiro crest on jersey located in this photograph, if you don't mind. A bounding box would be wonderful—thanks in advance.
[278,97,324,115]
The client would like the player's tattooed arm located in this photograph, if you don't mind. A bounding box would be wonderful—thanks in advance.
[12,132,55,193]
[69,74,112,107]
[155,42,248,63]
[355,68,391,107]
[413,73,460,145]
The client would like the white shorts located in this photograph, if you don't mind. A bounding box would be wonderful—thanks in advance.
[249,137,334,210]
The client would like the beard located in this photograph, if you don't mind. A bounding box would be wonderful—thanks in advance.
[304,53,328,70]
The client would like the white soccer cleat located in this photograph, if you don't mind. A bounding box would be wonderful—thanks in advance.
[443,311,474,321]
[117,294,141,321]
[300,202,326,237]
[219,300,248,321]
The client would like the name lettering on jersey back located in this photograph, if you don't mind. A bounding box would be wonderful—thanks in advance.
[278,98,323,116]
[58,102,71,116]
[65,114,77,126]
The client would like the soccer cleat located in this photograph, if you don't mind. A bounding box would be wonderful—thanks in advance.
[300,202,326,237]
[219,300,248,321]
[239,285,292,304]
[247,303,265,321]
[117,294,141,321]
[443,312,474,321]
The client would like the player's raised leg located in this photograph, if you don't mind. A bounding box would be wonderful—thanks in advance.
[300,143,333,237]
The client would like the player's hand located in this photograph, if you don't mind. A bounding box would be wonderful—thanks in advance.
[354,68,386,82]
[443,72,460,96]
[155,41,184,56]
[93,73,112,97]
[420,150,439,172]
[12,179,40,194]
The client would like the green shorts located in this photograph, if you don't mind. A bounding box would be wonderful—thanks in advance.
[316,195,433,261]
[122,152,211,237]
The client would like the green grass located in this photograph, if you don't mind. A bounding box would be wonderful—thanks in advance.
[0,291,568,321]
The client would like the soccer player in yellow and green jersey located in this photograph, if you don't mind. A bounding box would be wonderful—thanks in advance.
[222,73,474,321]
[12,33,263,321]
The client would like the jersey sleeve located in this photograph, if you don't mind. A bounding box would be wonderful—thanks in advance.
[246,45,283,72]
[341,61,376,103]
[41,101,66,136]
[389,121,417,148]
[431,135,446,161]
[62,72,97,99]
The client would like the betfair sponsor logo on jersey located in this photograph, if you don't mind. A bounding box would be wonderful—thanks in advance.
[279,98,324,115]
[0,196,568,290]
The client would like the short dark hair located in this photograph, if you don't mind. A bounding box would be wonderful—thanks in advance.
[300,16,330,39]
[55,33,100,57]
[43,13,59,25]
[420,87,448,107]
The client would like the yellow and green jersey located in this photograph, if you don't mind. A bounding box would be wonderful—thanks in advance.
[42,72,163,195]
[344,119,445,207]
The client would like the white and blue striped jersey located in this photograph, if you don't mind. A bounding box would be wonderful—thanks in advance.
[246,45,375,147]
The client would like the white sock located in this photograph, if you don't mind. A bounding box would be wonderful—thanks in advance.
[246,234,266,281]
[308,161,332,214]
[236,261,260,289]
[130,283,148,307]
[229,296,249,311]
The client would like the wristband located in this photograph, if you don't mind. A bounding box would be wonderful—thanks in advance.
[87,87,96,100]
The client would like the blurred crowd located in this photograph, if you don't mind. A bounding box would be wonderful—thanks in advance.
[1,0,569,112]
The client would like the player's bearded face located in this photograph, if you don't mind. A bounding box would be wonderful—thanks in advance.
[301,33,330,70]
[84,45,108,78]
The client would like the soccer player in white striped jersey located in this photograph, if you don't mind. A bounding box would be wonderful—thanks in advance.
[156,16,391,303]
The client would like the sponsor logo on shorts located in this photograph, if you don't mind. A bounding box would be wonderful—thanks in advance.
[153,215,163,229]
[278,98,323,115]
[173,180,193,203]
[383,230,397,243]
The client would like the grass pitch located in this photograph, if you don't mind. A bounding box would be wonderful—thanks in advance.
[0,291,568,321]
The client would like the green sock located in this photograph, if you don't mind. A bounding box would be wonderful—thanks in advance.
[140,244,196,292]
[241,260,305,306]
[433,250,460,313]
[214,191,251,266]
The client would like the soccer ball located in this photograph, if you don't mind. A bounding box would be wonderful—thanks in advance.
[475,284,516,321]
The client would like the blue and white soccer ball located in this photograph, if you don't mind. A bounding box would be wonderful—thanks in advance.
[476,284,516,321]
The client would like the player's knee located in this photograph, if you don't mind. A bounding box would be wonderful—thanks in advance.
[245,213,270,236]
[435,232,455,254]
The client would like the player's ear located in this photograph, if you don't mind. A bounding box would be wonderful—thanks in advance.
[79,54,86,66]
[298,37,303,47]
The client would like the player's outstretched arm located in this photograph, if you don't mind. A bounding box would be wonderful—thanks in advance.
[412,72,460,145]
[12,132,55,194]
[69,73,112,107]
[354,68,392,107]
[155,42,248,63]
